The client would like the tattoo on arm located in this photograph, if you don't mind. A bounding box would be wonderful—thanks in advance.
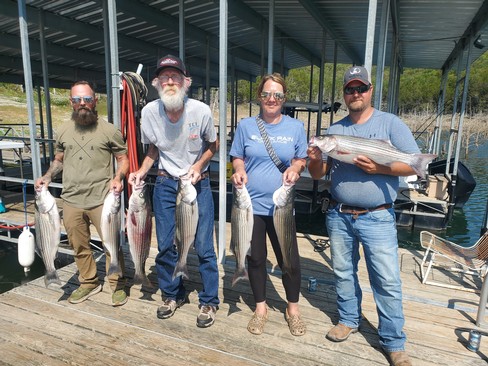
[47,160,63,179]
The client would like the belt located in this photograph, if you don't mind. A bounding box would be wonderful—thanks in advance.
[330,199,392,219]
[157,170,209,180]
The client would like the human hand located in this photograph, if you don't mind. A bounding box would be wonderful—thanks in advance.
[353,155,379,174]
[110,178,124,193]
[307,146,323,161]
[34,176,51,191]
[128,171,147,188]
[283,167,301,184]
[231,171,247,188]
[187,167,201,185]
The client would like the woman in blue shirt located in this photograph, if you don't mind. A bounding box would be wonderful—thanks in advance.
[230,73,307,336]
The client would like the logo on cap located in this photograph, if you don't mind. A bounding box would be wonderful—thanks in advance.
[349,67,362,75]
[160,58,179,67]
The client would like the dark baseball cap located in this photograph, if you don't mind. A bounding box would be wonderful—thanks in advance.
[343,66,370,88]
[155,55,187,76]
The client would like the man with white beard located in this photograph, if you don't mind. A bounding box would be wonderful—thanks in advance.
[128,55,220,328]
[35,80,129,306]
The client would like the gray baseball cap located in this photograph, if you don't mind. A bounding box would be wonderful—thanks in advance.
[343,66,370,87]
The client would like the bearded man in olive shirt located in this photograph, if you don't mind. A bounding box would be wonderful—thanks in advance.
[35,80,129,306]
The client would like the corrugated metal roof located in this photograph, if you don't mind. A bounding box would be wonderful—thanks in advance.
[0,0,487,90]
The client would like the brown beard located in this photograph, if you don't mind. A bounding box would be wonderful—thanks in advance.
[72,107,98,127]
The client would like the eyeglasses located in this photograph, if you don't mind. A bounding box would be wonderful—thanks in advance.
[158,74,183,84]
[71,96,95,104]
[260,91,285,101]
[344,84,371,95]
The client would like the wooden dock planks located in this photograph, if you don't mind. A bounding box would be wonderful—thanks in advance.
[0,200,487,365]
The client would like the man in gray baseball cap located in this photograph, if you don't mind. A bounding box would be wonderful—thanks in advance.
[307,63,416,366]
[343,65,371,88]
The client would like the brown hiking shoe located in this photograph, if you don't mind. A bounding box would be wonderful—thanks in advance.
[326,323,358,342]
[387,351,412,366]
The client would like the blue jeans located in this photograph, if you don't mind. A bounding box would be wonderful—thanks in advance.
[152,175,219,307]
[326,206,406,352]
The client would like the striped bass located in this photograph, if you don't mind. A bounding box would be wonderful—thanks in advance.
[127,183,153,288]
[309,134,437,178]
[173,175,198,280]
[101,190,122,276]
[34,185,61,287]
[273,182,296,275]
[230,184,253,286]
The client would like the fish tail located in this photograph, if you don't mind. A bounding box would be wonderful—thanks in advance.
[281,265,293,276]
[172,262,189,281]
[133,271,153,288]
[412,153,437,178]
[44,270,61,287]
[231,268,249,287]
[108,262,122,277]
[141,275,153,289]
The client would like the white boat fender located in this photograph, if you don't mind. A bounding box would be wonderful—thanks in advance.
[18,226,35,273]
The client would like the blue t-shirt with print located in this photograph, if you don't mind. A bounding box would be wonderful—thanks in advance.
[328,109,420,208]
[230,115,307,216]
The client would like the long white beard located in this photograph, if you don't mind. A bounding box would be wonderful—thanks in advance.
[159,86,186,112]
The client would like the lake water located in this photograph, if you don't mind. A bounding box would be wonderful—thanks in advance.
[1,141,487,294]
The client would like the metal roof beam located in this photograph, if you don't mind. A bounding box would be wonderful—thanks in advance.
[114,0,269,75]
[0,33,139,72]
[2,0,253,82]
[442,0,488,73]
[0,55,107,84]
[217,0,321,67]
[298,0,362,64]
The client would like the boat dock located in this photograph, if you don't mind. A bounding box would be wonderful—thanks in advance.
[0,198,487,365]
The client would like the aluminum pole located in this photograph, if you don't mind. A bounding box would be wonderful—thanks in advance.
[39,10,54,163]
[218,0,228,264]
[107,0,125,247]
[374,0,389,110]
[18,0,41,179]
[364,0,378,74]
[267,0,274,74]
[179,0,185,62]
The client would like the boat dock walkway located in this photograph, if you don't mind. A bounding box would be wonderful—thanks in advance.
[0,198,487,365]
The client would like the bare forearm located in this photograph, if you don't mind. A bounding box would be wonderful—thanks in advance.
[44,153,64,181]
[138,144,159,175]
[193,139,218,172]
[308,159,328,179]
[377,162,417,177]
[114,154,130,181]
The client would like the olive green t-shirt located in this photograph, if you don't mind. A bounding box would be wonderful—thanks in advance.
[55,120,127,209]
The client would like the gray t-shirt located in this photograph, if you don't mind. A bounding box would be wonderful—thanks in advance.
[328,109,420,208]
[141,98,217,177]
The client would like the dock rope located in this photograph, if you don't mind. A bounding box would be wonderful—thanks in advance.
[121,71,147,198]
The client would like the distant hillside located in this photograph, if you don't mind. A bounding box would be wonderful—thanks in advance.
[1,51,487,114]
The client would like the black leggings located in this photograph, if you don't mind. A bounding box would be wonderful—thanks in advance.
[247,215,302,303]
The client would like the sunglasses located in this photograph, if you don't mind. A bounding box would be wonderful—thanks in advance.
[71,96,95,104]
[158,74,183,84]
[260,91,285,101]
[344,84,371,95]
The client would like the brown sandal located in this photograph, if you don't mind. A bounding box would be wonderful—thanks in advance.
[285,309,306,336]
[247,311,268,335]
